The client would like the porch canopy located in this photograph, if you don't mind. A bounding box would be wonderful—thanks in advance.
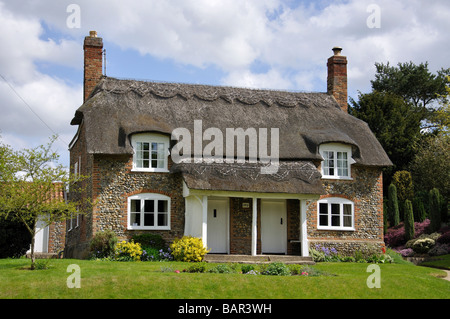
[171,160,324,195]
[172,160,323,257]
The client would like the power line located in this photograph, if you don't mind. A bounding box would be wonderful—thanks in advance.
[0,73,69,146]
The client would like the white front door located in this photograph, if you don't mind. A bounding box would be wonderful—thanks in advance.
[207,199,229,253]
[261,200,287,254]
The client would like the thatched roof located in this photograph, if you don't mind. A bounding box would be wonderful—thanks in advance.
[171,161,324,195]
[72,77,390,164]
[70,76,391,194]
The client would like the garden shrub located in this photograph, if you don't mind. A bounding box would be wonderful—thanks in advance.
[89,229,117,259]
[437,230,450,244]
[411,238,435,254]
[115,240,143,261]
[309,244,339,262]
[396,248,414,257]
[406,232,441,249]
[384,222,406,247]
[261,262,290,276]
[170,236,209,262]
[142,247,173,261]
[428,243,450,256]
[131,233,166,250]
[208,264,234,274]
[384,219,431,248]
[186,262,206,273]
[34,259,51,270]
[414,218,431,236]
[288,264,304,275]
[241,264,255,274]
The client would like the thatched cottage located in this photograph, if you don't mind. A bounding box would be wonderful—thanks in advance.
[65,31,391,259]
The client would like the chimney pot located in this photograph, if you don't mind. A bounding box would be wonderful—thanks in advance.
[332,46,342,56]
[89,30,97,37]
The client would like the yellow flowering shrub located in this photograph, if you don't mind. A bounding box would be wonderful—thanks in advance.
[170,236,210,262]
[115,240,143,261]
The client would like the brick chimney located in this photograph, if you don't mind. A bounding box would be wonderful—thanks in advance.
[83,31,103,102]
[327,46,348,112]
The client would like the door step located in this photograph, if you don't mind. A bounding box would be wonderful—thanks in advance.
[204,254,314,265]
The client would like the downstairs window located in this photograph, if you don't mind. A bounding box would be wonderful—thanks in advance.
[128,193,170,230]
[317,197,354,230]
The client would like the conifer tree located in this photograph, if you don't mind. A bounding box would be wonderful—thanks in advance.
[388,184,400,226]
[404,200,415,241]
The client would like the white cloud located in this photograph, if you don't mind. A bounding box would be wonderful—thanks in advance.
[0,1,81,166]
[222,68,292,90]
[1,0,449,165]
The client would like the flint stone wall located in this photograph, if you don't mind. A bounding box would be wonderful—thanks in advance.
[308,165,385,255]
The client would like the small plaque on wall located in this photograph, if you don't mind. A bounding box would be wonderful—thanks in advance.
[242,202,250,208]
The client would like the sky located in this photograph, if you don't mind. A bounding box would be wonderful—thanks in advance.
[0,0,449,168]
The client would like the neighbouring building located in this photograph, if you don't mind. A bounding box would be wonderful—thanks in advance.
[27,183,66,257]
[64,31,392,259]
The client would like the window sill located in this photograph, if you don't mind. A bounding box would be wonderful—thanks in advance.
[321,176,353,181]
[131,168,169,173]
[317,227,355,231]
[128,226,170,231]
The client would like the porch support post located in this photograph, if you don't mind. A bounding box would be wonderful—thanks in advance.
[300,199,309,257]
[251,197,258,256]
[202,195,208,248]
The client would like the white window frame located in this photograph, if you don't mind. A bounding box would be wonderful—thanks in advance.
[131,133,170,173]
[127,193,171,230]
[68,208,80,232]
[317,197,355,231]
[319,143,354,180]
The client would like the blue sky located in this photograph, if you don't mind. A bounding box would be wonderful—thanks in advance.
[0,0,449,167]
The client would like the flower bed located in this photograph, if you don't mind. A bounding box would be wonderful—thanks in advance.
[384,219,450,258]
[160,262,333,277]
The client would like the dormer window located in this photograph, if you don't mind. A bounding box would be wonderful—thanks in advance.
[319,143,354,179]
[131,133,170,172]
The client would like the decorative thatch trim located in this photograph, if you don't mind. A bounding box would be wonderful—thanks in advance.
[172,161,325,194]
[71,77,392,167]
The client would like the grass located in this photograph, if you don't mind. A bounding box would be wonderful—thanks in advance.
[419,254,450,270]
[0,258,448,299]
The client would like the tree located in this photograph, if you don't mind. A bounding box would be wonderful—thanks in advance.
[404,200,414,241]
[0,136,86,269]
[0,215,32,258]
[429,188,442,233]
[387,184,400,227]
[392,171,414,202]
[410,134,449,201]
[412,197,426,223]
[371,61,449,109]
[349,92,422,182]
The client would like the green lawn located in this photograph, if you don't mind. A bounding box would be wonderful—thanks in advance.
[0,258,448,299]
[419,254,450,270]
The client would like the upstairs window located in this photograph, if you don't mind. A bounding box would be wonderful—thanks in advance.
[131,133,169,172]
[319,143,354,179]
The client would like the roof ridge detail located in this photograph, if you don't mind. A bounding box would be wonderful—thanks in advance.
[96,76,330,107]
